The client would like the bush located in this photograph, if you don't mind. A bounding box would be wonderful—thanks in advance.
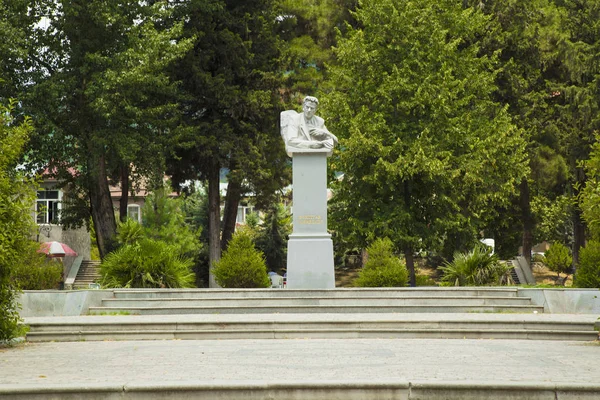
[1,101,34,341]
[99,238,196,288]
[574,240,600,288]
[354,238,408,287]
[415,272,437,287]
[440,244,512,286]
[543,242,572,283]
[213,230,270,288]
[11,246,62,290]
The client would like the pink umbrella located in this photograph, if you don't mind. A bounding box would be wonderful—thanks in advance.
[38,241,78,257]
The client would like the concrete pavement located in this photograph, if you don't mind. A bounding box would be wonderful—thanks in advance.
[1,338,600,399]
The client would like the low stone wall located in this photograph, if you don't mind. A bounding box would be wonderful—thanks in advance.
[518,288,600,314]
[18,290,113,317]
[17,288,600,317]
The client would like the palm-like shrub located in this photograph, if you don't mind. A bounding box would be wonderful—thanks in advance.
[354,238,408,287]
[543,242,572,283]
[99,238,196,288]
[116,218,144,245]
[213,230,270,288]
[574,240,600,288]
[440,245,512,286]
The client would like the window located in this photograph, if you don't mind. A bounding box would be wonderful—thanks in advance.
[36,190,60,224]
[127,204,141,223]
[236,205,256,224]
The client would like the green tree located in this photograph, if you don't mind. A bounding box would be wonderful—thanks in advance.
[462,0,568,265]
[255,203,292,273]
[141,185,202,259]
[325,0,528,285]
[106,185,204,287]
[574,240,600,288]
[552,0,600,268]
[277,0,358,103]
[166,0,289,286]
[212,229,271,288]
[580,134,600,240]
[543,242,573,284]
[0,100,35,341]
[18,1,191,258]
[354,238,408,288]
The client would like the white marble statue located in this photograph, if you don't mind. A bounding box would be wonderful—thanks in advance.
[280,96,338,155]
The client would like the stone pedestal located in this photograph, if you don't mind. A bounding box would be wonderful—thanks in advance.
[286,150,335,289]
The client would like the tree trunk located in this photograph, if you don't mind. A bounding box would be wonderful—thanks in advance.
[405,244,416,287]
[207,161,221,288]
[88,153,117,259]
[572,208,585,273]
[221,177,243,252]
[572,166,587,275]
[360,248,368,268]
[402,180,416,287]
[119,163,129,222]
[520,179,533,267]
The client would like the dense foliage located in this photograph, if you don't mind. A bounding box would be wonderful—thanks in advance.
[99,187,199,288]
[254,204,292,274]
[0,101,35,341]
[325,0,528,285]
[543,242,573,283]
[354,238,408,287]
[213,229,271,288]
[1,0,599,287]
[10,245,62,290]
[440,245,513,286]
[99,238,196,288]
[574,241,600,288]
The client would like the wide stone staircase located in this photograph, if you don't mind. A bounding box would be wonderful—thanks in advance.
[73,260,101,289]
[25,287,600,342]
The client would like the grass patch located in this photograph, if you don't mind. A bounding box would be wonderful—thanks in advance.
[90,311,131,316]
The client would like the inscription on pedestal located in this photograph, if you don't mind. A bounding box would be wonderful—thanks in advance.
[298,215,323,225]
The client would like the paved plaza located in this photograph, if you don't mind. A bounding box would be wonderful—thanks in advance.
[1,338,600,398]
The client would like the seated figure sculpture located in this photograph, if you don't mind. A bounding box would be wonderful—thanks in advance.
[280,96,338,156]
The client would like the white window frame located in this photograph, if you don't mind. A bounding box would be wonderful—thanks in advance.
[36,189,62,224]
[127,204,141,223]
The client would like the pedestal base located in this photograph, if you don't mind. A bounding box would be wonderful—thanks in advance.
[286,234,335,289]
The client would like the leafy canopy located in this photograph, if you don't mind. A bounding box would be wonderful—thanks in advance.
[325,0,528,262]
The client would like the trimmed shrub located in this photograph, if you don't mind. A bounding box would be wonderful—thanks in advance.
[543,242,572,283]
[354,238,408,287]
[440,244,512,286]
[575,240,600,288]
[213,230,270,288]
[99,238,196,288]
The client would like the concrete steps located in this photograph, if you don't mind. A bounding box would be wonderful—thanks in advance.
[109,287,523,298]
[86,287,544,315]
[25,313,599,342]
[23,288,599,342]
[73,260,101,289]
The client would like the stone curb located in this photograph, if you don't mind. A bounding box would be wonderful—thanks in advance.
[2,380,600,400]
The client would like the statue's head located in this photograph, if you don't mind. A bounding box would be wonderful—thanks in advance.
[302,96,319,119]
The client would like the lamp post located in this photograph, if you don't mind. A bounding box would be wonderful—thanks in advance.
[37,223,52,241]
